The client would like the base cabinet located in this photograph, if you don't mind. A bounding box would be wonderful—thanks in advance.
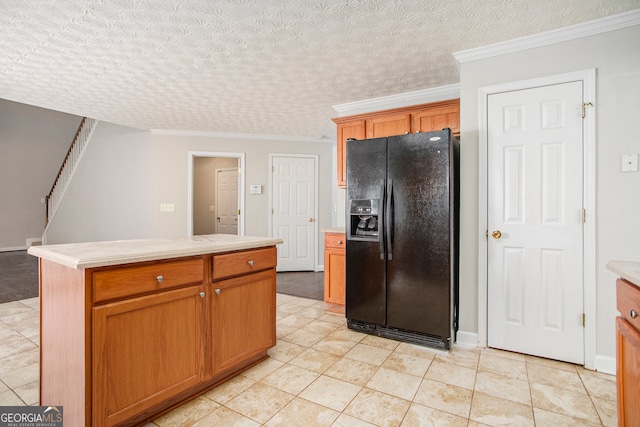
[39,246,277,427]
[93,286,206,427]
[324,232,345,314]
[616,278,640,426]
[212,268,276,374]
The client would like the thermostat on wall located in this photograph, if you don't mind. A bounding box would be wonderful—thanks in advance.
[250,184,262,194]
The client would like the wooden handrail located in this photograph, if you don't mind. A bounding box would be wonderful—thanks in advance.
[45,117,87,225]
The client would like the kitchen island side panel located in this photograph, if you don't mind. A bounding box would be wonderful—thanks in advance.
[39,258,91,427]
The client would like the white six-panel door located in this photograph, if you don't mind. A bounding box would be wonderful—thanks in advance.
[487,81,585,364]
[272,156,315,271]
[215,168,239,235]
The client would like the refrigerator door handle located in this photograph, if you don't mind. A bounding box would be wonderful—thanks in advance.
[379,181,385,260]
[386,178,393,260]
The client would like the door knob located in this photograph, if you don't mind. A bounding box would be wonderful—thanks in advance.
[491,230,502,239]
[308,217,314,222]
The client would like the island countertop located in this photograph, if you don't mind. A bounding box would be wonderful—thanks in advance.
[28,234,283,270]
[607,260,640,288]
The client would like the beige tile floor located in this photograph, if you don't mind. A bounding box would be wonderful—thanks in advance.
[0,294,617,426]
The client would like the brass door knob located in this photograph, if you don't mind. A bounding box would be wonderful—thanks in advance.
[491,230,502,239]
[308,217,314,222]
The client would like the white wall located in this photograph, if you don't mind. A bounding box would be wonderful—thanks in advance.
[45,122,156,244]
[457,25,640,362]
[0,99,82,250]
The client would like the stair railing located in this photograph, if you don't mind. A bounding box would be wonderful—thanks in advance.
[45,117,98,225]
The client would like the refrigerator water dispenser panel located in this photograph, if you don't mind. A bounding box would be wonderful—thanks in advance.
[348,199,380,241]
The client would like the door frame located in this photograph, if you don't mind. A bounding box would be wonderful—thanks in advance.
[477,69,596,368]
[268,153,319,271]
[187,151,246,236]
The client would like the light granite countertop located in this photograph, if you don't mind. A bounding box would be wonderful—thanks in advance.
[607,260,640,288]
[28,234,283,270]
[321,227,345,234]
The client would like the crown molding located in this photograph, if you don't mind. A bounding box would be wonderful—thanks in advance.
[150,129,335,144]
[453,9,640,64]
[332,84,460,117]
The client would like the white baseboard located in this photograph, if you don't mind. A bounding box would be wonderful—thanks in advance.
[316,264,324,272]
[455,330,479,348]
[0,246,27,252]
[594,354,616,376]
[26,238,42,247]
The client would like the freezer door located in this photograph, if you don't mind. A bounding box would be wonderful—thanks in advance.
[385,131,453,340]
[345,137,387,325]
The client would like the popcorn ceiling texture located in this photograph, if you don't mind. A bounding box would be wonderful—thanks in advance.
[0,0,637,138]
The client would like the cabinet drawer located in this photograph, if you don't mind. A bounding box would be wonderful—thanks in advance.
[213,247,276,280]
[617,278,640,330]
[93,258,204,304]
[324,233,346,251]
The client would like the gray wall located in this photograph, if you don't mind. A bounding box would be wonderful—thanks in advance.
[0,99,82,250]
[457,25,640,362]
[44,122,156,244]
[152,134,335,266]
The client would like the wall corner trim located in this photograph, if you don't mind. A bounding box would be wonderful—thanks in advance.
[453,9,640,63]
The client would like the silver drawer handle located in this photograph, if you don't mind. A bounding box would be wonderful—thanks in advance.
[156,275,164,283]
[631,309,638,319]
[248,260,254,266]
[199,291,205,298]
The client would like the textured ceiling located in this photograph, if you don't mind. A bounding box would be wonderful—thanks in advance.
[0,0,638,139]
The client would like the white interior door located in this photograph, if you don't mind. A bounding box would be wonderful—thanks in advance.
[215,168,238,235]
[487,81,585,364]
[272,156,315,271]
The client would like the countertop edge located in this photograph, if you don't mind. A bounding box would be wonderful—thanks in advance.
[28,237,283,270]
[607,260,640,288]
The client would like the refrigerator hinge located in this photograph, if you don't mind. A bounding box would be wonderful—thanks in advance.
[581,313,586,327]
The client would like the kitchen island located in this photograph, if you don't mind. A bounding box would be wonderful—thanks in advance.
[607,260,640,426]
[28,234,282,427]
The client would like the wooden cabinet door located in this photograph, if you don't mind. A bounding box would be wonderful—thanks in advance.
[366,114,411,138]
[617,316,640,426]
[93,285,206,427]
[212,269,276,374]
[324,233,345,308]
[411,106,460,134]
[337,120,365,188]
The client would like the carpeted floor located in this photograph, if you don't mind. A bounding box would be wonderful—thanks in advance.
[0,250,323,303]
[0,250,39,304]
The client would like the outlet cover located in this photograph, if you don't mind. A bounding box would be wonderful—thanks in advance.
[160,203,175,212]
[621,154,639,172]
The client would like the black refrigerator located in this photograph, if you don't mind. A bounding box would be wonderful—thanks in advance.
[345,129,459,350]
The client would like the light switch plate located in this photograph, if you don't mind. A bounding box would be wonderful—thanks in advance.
[621,154,639,172]
[160,203,175,212]
[250,184,262,194]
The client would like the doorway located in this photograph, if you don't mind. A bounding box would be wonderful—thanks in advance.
[188,152,245,236]
[478,69,596,368]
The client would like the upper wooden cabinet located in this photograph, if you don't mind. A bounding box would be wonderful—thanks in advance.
[333,99,459,188]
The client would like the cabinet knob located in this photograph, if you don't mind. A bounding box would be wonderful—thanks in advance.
[337,241,343,245]
[248,260,254,266]
[156,275,164,283]
[631,309,638,319]
[215,288,221,295]
[199,291,205,298]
